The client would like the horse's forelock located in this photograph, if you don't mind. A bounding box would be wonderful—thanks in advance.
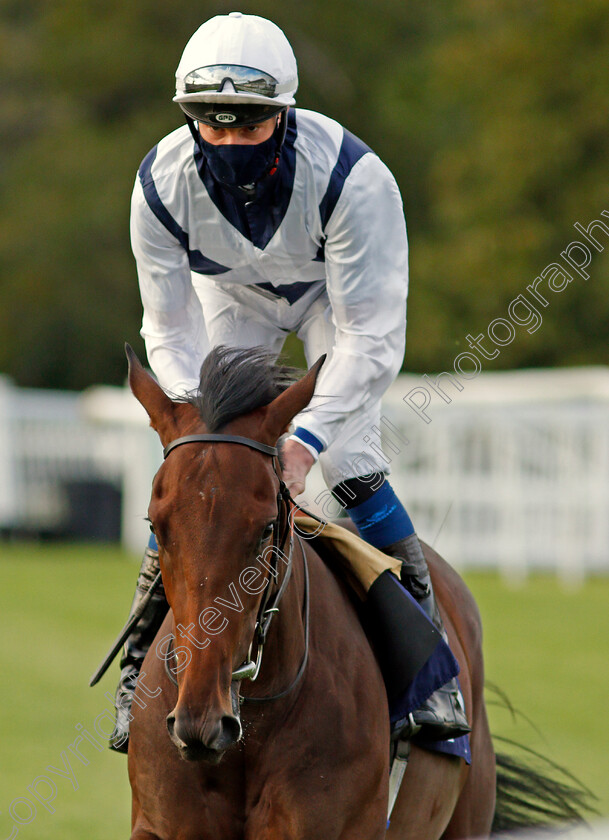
[186,346,298,432]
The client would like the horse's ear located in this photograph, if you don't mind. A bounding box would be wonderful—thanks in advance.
[261,355,326,443]
[126,343,179,442]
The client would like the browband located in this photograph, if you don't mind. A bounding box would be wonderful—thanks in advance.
[163,434,278,459]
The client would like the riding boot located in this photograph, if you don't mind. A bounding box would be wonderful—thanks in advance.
[109,546,168,753]
[382,533,471,742]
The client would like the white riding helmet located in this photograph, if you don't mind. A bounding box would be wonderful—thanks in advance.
[174,12,298,127]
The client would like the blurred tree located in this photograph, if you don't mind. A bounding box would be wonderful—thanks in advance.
[0,0,607,389]
[383,0,609,372]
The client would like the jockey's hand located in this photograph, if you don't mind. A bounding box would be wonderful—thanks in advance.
[281,438,315,498]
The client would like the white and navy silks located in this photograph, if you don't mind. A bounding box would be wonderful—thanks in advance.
[131,108,409,501]
[132,108,466,738]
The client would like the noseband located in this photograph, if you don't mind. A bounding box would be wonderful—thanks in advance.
[162,433,310,702]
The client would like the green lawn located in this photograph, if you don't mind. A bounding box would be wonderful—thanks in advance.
[0,544,135,840]
[0,544,607,839]
[468,571,609,817]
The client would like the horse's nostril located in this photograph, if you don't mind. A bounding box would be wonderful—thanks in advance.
[221,714,242,745]
[166,712,176,738]
[166,709,241,756]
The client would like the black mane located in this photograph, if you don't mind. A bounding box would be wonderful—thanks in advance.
[185,345,298,431]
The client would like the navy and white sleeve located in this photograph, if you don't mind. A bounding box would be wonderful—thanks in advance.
[130,175,208,397]
[292,150,409,450]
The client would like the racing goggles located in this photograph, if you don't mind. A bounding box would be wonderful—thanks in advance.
[181,64,293,98]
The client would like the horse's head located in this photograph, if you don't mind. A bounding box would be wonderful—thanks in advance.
[126,344,323,762]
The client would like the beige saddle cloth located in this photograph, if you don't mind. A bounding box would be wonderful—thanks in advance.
[294,516,401,600]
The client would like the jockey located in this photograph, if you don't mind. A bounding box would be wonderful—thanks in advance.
[109,12,469,752]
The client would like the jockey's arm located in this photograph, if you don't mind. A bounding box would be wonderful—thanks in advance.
[130,176,208,396]
[292,152,409,454]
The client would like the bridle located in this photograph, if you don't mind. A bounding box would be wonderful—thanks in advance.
[163,433,278,460]
[162,433,310,703]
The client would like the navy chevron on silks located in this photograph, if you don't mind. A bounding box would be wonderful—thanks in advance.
[319,128,372,231]
[252,280,320,304]
[194,109,298,250]
[313,127,373,263]
[138,146,231,276]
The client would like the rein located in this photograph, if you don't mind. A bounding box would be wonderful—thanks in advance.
[241,536,309,703]
[162,432,310,703]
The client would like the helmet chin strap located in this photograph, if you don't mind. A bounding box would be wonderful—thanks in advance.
[185,113,201,145]
[184,109,289,187]
[268,109,288,177]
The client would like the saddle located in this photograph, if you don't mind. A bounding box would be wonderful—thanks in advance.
[294,515,402,596]
[293,516,458,717]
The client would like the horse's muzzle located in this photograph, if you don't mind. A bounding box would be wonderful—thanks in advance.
[166,709,242,763]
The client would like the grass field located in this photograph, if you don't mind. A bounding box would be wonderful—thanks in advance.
[1,543,608,838]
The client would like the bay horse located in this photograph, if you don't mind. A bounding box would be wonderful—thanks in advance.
[123,344,566,839]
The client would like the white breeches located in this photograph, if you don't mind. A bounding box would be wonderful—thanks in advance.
[193,276,394,488]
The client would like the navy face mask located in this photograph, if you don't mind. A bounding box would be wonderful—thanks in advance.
[199,133,279,188]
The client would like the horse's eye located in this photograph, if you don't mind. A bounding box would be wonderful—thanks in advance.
[146,517,156,535]
[262,523,274,541]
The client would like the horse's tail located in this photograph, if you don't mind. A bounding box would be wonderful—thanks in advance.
[492,737,597,834]
[486,684,597,834]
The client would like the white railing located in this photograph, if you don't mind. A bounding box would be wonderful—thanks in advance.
[301,367,609,584]
[381,401,609,584]
[0,376,161,552]
[1,368,608,582]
